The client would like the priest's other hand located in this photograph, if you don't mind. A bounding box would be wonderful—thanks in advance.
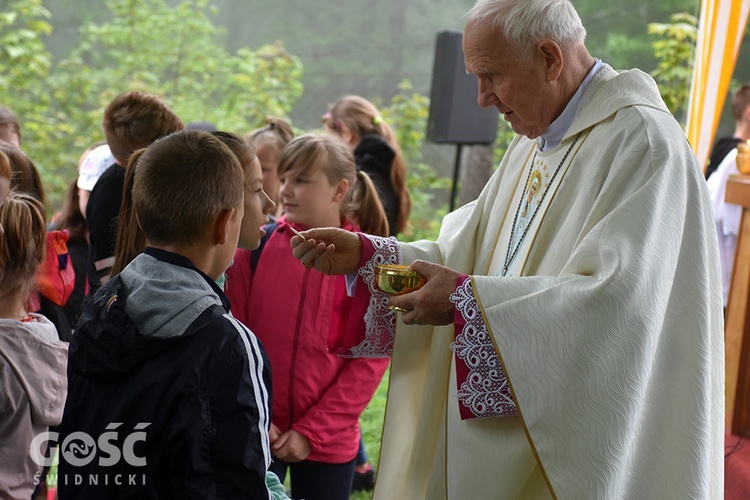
[290,227,362,275]
[389,260,459,326]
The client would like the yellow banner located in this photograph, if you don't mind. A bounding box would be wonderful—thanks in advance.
[686,0,750,170]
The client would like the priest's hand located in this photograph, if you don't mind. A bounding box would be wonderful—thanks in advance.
[272,429,312,463]
[389,260,458,326]
[290,227,362,275]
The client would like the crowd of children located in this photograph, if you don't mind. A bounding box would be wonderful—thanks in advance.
[0,92,410,499]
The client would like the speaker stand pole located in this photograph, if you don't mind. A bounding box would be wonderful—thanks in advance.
[449,143,463,212]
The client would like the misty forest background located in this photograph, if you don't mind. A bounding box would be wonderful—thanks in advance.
[4,0,750,240]
[7,2,750,497]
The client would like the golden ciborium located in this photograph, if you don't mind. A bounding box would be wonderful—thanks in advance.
[737,140,750,175]
[374,264,426,296]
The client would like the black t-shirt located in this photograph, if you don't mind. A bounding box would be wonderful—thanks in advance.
[85,162,124,293]
[705,136,742,180]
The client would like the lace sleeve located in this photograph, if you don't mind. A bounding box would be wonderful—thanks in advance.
[450,276,518,419]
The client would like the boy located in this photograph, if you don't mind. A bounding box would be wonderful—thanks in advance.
[85,90,183,293]
[59,130,276,498]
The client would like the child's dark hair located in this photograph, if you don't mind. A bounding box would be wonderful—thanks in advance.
[0,192,46,302]
[132,129,244,246]
[323,95,411,234]
[50,180,88,244]
[102,90,185,165]
[278,133,388,236]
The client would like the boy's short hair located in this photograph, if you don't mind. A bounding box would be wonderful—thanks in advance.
[733,84,750,121]
[102,91,184,165]
[132,130,244,246]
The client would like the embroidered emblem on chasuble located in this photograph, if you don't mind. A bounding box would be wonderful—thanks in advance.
[508,163,547,267]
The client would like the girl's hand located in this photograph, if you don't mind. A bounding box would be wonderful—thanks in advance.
[269,423,282,445]
[290,227,362,275]
[271,429,312,463]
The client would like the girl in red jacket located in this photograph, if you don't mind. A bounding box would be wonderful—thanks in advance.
[225,133,390,500]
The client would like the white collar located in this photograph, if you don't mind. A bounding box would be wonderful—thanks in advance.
[536,59,604,152]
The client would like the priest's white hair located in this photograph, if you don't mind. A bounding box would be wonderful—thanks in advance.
[467,0,587,59]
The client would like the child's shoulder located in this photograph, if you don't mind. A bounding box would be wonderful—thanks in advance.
[190,306,264,362]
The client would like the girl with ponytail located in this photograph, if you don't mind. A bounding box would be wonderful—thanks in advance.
[225,133,390,500]
[323,95,411,236]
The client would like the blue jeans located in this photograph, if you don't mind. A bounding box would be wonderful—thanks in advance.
[356,435,368,466]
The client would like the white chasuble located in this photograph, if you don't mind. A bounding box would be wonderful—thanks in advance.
[372,66,724,500]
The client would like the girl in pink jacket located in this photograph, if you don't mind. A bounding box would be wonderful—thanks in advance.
[226,133,389,500]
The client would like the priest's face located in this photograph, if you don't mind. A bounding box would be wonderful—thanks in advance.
[463,17,559,139]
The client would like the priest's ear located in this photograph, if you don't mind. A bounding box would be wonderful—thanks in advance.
[538,39,563,82]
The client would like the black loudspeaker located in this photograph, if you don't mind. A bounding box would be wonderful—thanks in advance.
[426,30,498,145]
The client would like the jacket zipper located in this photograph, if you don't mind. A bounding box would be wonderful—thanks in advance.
[288,268,311,425]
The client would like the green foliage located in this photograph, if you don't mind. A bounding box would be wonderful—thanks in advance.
[10,0,304,210]
[0,0,67,199]
[381,81,452,242]
[648,12,697,119]
[493,118,516,168]
[602,33,654,71]
[0,0,52,93]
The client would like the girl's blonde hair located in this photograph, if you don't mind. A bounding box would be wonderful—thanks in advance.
[278,133,388,237]
[323,95,410,235]
[0,191,47,302]
[247,116,294,147]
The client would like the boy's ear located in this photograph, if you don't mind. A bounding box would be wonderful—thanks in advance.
[214,208,235,245]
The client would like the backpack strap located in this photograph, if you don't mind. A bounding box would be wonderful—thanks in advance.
[250,221,278,274]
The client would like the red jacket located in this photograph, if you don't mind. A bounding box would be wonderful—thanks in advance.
[225,217,389,463]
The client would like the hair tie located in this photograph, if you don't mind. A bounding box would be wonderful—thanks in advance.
[372,116,383,126]
[322,112,343,130]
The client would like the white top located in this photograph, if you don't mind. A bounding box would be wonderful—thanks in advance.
[77,144,115,191]
[706,147,741,306]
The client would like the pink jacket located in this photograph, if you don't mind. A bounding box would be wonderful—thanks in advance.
[0,314,68,499]
[225,217,389,463]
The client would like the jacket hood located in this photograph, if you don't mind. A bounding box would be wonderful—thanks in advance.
[0,315,68,426]
[355,134,395,173]
[70,248,227,379]
[566,65,670,141]
[120,252,222,338]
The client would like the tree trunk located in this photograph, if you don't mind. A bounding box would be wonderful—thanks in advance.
[458,143,494,207]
